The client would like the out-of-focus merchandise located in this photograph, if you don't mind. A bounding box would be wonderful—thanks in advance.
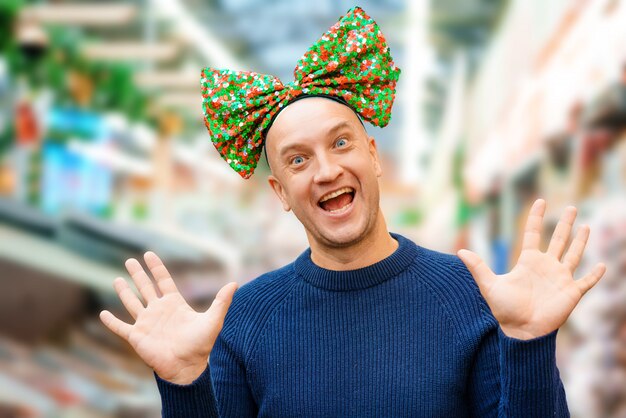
[41,107,113,217]
[447,1,626,415]
[565,195,626,418]
[10,88,44,207]
[0,2,253,416]
[0,322,161,417]
[0,57,11,149]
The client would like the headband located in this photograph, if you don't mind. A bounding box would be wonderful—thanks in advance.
[201,6,401,178]
[261,94,365,166]
[264,93,365,135]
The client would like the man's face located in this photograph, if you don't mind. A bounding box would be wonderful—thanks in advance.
[265,97,383,249]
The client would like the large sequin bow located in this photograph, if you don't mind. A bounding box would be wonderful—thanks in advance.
[200,6,401,178]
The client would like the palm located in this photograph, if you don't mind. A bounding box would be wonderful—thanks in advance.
[483,250,581,338]
[126,293,215,377]
[458,200,606,340]
[100,251,238,383]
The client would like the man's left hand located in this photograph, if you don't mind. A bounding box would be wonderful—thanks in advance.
[458,199,606,340]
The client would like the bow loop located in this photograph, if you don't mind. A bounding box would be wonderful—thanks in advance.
[294,7,400,126]
[202,68,288,177]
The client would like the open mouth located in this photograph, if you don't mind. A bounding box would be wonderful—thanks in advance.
[318,187,355,213]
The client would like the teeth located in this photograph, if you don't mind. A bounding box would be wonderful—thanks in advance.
[319,187,354,203]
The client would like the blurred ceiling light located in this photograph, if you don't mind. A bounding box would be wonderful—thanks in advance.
[21,4,137,26]
[149,0,243,70]
[135,71,199,89]
[16,19,48,47]
[82,42,179,61]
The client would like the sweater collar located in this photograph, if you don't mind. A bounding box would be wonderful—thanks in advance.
[294,233,421,291]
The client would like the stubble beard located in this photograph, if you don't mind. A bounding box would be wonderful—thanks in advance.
[300,194,381,251]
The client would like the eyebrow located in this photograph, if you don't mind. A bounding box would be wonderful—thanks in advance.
[278,120,354,159]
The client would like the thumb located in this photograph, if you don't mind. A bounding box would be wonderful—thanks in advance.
[457,249,495,294]
[204,281,239,332]
[576,262,607,296]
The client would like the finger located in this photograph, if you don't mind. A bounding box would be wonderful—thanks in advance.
[522,199,546,251]
[144,251,179,296]
[99,310,132,341]
[576,263,607,295]
[457,249,496,294]
[125,258,158,303]
[547,206,577,259]
[563,225,590,272]
[113,277,144,319]
[204,282,239,333]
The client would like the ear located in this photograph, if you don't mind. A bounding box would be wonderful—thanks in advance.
[267,174,291,212]
[367,136,382,177]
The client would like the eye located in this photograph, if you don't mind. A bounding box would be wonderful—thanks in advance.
[291,156,304,165]
[335,137,348,148]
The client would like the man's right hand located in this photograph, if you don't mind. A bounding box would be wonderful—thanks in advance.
[99,251,238,385]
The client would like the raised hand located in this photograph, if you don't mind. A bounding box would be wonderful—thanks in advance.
[99,251,238,384]
[457,199,606,340]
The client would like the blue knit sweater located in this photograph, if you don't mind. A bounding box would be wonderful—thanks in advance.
[155,233,569,417]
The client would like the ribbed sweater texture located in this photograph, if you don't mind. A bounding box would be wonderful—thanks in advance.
[155,233,569,417]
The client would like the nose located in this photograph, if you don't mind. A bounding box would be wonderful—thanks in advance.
[313,154,343,184]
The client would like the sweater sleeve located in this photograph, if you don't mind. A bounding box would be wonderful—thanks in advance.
[155,364,219,418]
[209,332,258,416]
[468,324,570,417]
[153,333,257,417]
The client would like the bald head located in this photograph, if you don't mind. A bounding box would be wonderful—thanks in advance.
[264,97,367,173]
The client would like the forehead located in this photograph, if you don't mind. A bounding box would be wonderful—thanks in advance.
[265,97,363,153]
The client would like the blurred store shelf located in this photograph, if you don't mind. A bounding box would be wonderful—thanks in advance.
[0,221,122,295]
[81,42,180,62]
[21,4,138,27]
[0,324,161,417]
[0,196,239,297]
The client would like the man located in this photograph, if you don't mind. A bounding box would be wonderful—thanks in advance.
[99,7,606,417]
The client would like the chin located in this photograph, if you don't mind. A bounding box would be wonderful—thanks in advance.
[312,220,372,249]
[295,200,380,250]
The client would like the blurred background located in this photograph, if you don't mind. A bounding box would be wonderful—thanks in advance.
[0,0,625,416]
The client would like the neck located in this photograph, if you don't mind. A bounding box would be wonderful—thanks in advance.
[308,210,398,271]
